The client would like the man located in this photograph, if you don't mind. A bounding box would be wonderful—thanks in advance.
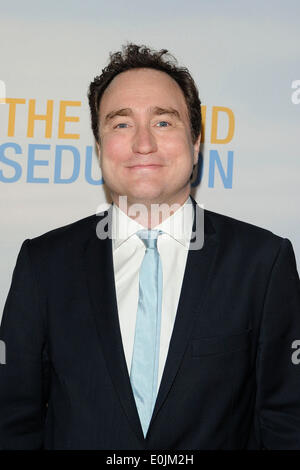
[0,43,300,450]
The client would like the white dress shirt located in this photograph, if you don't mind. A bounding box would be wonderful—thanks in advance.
[111,195,194,394]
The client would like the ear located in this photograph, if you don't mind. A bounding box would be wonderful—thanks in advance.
[193,132,201,165]
[96,141,101,165]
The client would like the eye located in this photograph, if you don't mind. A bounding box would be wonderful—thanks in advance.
[156,121,170,127]
[114,123,129,129]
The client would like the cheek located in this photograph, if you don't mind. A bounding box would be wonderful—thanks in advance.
[162,136,193,166]
[102,135,130,165]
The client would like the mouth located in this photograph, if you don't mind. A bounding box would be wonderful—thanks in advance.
[128,164,163,170]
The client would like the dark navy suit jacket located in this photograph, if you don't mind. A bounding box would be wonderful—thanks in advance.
[1,195,300,449]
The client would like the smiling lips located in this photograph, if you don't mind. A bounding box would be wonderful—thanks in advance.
[128,164,163,169]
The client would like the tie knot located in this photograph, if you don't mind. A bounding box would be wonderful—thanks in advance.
[137,229,162,250]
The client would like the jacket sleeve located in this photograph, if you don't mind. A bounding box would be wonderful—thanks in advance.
[0,239,50,449]
[255,237,300,449]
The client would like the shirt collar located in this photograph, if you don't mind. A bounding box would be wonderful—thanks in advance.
[111,195,194,251]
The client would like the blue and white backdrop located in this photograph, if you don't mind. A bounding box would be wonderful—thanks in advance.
[1,0,300,315]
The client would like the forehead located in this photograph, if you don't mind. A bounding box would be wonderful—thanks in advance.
[99,68,188,115]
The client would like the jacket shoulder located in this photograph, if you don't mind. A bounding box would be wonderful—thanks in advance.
[24,211,108,255]
[204,208,285,254]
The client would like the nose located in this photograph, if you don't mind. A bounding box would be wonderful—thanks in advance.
[132,124,158,155]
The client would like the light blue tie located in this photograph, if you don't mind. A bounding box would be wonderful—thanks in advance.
[130,229,163,438]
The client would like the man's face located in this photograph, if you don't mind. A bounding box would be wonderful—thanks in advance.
[97,68,200,208]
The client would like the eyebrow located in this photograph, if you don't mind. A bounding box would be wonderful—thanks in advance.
[104,106,182,124]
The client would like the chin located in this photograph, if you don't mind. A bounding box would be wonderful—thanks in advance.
[129,192,162,203]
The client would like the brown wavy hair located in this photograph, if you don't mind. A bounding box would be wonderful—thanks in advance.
[88,43,202,145]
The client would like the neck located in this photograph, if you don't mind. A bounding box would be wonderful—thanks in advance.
[112,191,190,228]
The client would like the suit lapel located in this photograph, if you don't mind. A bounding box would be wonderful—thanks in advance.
[85,197,220,442]
[148,196,220,433]
[85,206,145,443]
